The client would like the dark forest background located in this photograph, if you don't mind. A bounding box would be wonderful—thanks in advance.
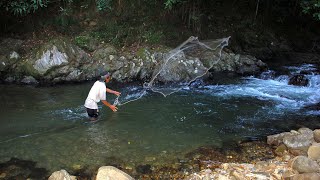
[0,0,319,57]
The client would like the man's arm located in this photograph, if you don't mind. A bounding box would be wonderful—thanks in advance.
[101,100,118,112]
[106,88,121,96]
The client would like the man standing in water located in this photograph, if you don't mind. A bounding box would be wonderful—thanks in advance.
[84,72,121,121]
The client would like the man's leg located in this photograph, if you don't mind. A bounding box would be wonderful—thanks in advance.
[86,108,99,121]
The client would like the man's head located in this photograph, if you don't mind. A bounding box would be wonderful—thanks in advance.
[99,72,111,83]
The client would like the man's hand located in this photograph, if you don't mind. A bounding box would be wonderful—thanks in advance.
[109,105,118,112]
[114,91,121,96]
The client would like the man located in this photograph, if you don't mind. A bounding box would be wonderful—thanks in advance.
[84,72,121,121]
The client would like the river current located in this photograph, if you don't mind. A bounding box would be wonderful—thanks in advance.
[0,64,319,174]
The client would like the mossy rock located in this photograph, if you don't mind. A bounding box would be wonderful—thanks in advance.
[74,35,99,52]
[15,59,40,78]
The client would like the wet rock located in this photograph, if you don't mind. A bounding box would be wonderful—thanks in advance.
[48,169,76,180]
[288,74,309,86]
[136,164,152,174]
[308,143,320,161]
[267,132,294,146]
[5,76,16,83]
[96,166,134,180]
[0,158,48,179]
[259,70,276,80]
[290,156,320,173]
[20,76,39,84]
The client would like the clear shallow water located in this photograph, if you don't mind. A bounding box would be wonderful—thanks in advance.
[0,64,320,173]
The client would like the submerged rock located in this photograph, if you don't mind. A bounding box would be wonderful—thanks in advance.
[288,74,309,86]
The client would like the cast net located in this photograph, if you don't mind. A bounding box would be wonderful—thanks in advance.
[114,36,231,106]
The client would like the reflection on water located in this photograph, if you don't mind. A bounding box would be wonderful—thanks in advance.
[0,64,320,173]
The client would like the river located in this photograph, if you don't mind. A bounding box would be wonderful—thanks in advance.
[0,64,319,176]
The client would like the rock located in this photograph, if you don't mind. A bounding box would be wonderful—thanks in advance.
[282,169,298,179]
[275,144,288,156]
[267,132,293,146]
[96,166,134,180]
[314,129,320,143]
[235,56,267,74]
[0,173,6,178]
[5,76,15,83]
[230,170,246,179]
[288,74,309,86]
[298,127,314,135]
[217,174,229,180]
[292,173,320,180]
[290,156,320,173]
[20,76,39,84]
[48,169,76,180]
[10,51,20,59]
[136,164,152,174]
[283,130,314,155]
[33,45,69,74]
[89,21,97,26]
[308,143,320,161]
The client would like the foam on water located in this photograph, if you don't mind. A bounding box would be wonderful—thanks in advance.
[199,64,320,115]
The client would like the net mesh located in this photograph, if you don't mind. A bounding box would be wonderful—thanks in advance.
[115,36,231,106]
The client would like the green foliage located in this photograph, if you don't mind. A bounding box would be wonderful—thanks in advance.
[75,35,91,49]
[0,0,49,16]
[142,29,164,44]
[53,6,74,27]
[301,0,320,20]
[0,0,112,16]
[96,0,112,11]
[164,0,183,10]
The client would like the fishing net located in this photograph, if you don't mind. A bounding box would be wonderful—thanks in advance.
[114,36,231,106]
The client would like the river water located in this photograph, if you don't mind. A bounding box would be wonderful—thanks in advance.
[0,64,320,174]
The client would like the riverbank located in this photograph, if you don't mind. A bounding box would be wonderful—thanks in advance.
[45,127,320,180]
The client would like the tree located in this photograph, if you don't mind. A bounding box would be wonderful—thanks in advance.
[0,0,113,16]
[0,0,49,16]
[301,0,320,20]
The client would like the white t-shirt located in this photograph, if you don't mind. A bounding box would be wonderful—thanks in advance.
[84,81,106,109]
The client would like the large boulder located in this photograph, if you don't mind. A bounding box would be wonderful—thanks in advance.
[307,143,320,161]
[13,38,91,83]
[289,156,320,173]
[314,129,320,143]
[48,169,76,180]
[152,51,208,83]
[267,131,298,146]
[212,52,267,75]
[96,166,134,180]
[283,128,314,155]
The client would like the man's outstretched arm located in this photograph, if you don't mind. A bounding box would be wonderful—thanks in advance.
[106,88,121,96]
[101,100,118,112]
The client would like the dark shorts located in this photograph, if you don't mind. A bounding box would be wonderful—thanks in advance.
[86,108,99,118]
